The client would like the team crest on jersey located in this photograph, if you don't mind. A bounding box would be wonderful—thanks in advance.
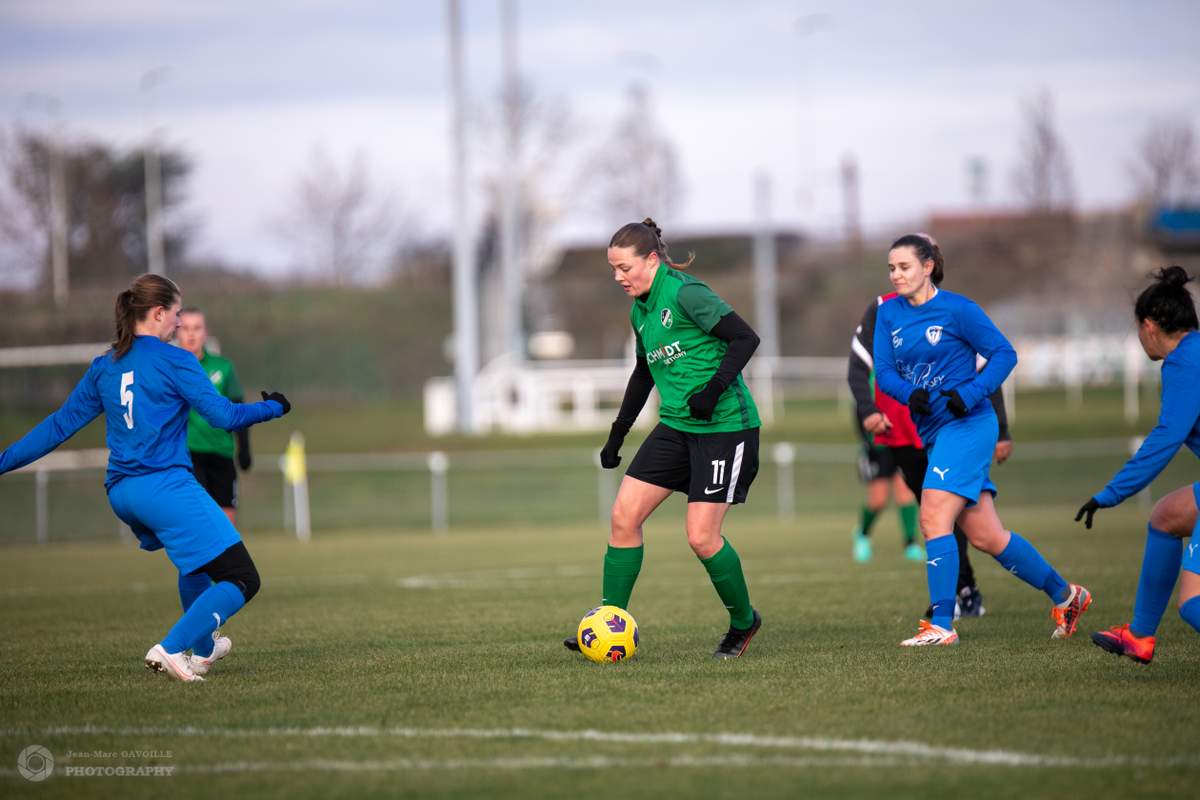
[209,370,223,385]
[660,308,673,328]
[925,326,943,346]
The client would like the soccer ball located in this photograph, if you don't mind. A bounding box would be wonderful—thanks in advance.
[576,605,638,663]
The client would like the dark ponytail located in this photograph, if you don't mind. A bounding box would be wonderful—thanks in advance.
[111,273,181,359]
[1134,266,1198,334]
[609,217,695,270]
[890,233,945,286]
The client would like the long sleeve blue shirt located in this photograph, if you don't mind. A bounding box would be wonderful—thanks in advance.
[1095,330,1200,507]
[0,335,282,489]
[873,288,1017,445]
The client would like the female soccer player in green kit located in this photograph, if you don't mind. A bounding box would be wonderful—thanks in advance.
[564,218,763,660]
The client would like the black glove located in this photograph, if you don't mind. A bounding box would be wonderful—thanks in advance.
[687,380,723,421]
[908,388,932,416]
[940,389,969,418]
[261,390,291,415]
[237,447,252,471]
[1075,498,1100,529]
[600,422,629,469]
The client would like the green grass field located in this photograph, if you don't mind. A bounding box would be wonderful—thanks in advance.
[2,504,1199,798]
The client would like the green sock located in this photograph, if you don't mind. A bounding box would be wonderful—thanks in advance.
[700,537,755,629]
[601,544,644,609]
[899,503,919,545]
[858,505,880,536]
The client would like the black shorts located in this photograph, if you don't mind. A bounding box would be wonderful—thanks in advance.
[858,445,926,492]
[626,423,760,504]
[190,451,237,509]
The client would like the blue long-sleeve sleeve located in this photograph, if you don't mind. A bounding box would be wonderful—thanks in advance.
[172,351,281,430]
[1095,356,1200,507]
[872,309,912,405]
[0,360,103,475]
[951,298,1017,410]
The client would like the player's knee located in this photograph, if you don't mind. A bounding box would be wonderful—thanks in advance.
[1149,492,1193,536]
[685,527,720,558]
[610,500,642,539]
[238,562,261,603]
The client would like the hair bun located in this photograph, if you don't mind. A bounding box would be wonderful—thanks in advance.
[1157,265,1193,289]
[641,217,662,238]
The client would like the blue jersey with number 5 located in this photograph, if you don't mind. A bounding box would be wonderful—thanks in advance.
[0,335,281,488]
[873,288,1017,445]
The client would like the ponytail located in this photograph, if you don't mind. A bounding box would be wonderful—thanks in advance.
[609,217,695,270]
[110,273,181,359]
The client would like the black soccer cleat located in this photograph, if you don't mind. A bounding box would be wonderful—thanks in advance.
[713,609,762,660]
[958,585,986,617]
[563,635,581,652]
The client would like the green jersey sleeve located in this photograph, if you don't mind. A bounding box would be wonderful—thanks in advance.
[224,361,244,401]
[676,283,732,333]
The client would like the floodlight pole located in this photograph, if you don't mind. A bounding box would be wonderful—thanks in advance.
[46,101,69,309]
[752,172,780,421]
[499,0,523,363]
[447,0,479,432]
[141,68,168,276]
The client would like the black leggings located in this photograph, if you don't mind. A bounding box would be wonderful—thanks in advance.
[891,446,978,592]
[191,541,261,602]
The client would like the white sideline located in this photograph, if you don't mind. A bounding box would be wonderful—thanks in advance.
[1,725,1191,769]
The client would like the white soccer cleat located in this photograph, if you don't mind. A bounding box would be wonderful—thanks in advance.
[900,619,959,647]
[145,643,204,682]
[189,632,232,676]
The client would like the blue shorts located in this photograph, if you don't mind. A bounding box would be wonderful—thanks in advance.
[107,467,242,575]
[922,413,999,507]
[1185,482,1200,576]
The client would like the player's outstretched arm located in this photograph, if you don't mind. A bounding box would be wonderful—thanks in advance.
[1089,358,1200,512]
[174,353,286,430]
[0,359,103,476]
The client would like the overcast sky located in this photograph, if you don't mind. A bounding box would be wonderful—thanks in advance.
[2,0,1198,276]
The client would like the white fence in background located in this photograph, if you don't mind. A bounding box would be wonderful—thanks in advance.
[424,335,1156,435]
[13,437,1150,543]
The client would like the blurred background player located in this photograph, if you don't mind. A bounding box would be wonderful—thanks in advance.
[873,235,1090,646]
[176,306,252,525]
[1077,266,1200,663]
[849,302,924,564]
[0,274,290,681]
[847,241,1015,618]
[565,218,763,660]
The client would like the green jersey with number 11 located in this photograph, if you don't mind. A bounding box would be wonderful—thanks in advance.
[630,265,760,434]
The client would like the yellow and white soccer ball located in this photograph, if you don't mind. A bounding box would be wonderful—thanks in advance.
[576,605,638,663]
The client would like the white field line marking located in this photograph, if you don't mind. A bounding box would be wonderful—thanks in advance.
[0,755,899,776]
[1,725,1194,769]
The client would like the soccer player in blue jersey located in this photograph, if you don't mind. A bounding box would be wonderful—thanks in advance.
[1076,266,1200,663]
[873,234,1091,646]
[0,274,290,682]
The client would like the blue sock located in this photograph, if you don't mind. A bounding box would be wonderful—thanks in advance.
[925,534,959,630]
[161,582,245,654]
[995,532,1069,603]
[1130,526,1183,637]
[1181,596,1200,634]
[178,571,215,656]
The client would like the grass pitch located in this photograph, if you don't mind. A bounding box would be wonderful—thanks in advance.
[2,504,1198,799]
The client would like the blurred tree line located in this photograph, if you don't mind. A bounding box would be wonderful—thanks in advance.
[0,129,192,290]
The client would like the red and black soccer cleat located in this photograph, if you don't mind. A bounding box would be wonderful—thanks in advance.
[1091,623,1155,664]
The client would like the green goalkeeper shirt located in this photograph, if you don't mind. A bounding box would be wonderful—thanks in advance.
[186,348,244,458]
[630,265,760,434]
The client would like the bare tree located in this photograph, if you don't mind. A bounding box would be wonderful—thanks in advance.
[274,148,405,286]
[1130,117,1200,205]
[1012,91,1074,212]
[582,83,683,227]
